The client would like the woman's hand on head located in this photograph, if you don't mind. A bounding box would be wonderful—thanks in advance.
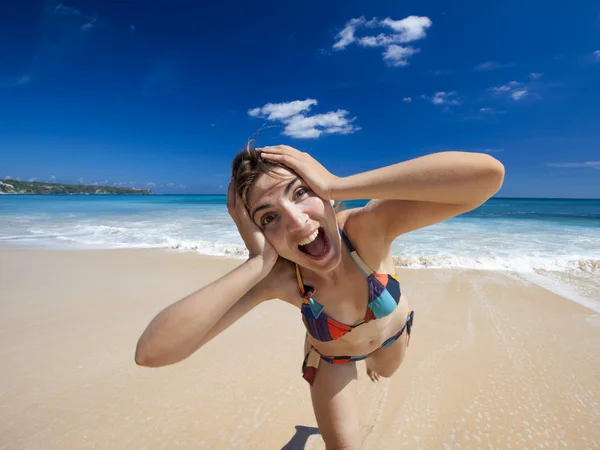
[259,145,339,201]
[227,178,279,275]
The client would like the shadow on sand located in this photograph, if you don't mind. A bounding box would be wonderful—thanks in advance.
[280,425,320,450]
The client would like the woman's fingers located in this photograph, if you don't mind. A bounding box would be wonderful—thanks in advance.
[260,145,302,160]
[260,145,309,172]
[260,152,296,167]
[260,145,301,155]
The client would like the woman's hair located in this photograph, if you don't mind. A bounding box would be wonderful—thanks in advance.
[231,140,296,208]
[231,140,345,212]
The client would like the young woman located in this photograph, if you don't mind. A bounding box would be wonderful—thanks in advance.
[135,145,504,449]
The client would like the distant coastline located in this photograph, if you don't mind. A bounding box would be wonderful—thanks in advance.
[0,179,151,195]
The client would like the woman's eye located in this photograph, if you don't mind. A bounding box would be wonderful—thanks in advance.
[295,187,309,198]
[261,214,275,226]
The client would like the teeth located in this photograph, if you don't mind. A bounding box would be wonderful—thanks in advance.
[298,229,319,246]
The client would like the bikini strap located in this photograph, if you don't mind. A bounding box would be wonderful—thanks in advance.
[295,264,314,302]
[338,227,375,278]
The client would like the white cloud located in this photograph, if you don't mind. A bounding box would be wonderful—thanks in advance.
[474,61,512,71]
[490,81,520,93]
[511,89,528,101]
[28,177,37,182]
[81,21,95,32]
[54,3,99,33]
[4,175,11,180]
[55,3,82,16]
[382,45,418,67]
[380,16,432,42]
[50,175,56,181]
[490,81,531,101]
[479,107,506,114]
[593,50,600,60]
[332,15,431,67]
[333,17,369,50]
[248,99,317,120]
[79,177,84,183]
[283,110,359,138]
[16,177,21,181]
[422,91,460,105]
[166,183,175,188]
[403,97,412,102]
[146,182,156,187]
[248,99,360,139]
[529,72,543,79]
[483,149,504,153]
[546,161,600,168]
[358,34,397,48]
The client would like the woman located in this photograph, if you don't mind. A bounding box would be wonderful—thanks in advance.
[135,145,504,449]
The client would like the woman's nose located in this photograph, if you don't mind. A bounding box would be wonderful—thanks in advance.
[284,207,309,231]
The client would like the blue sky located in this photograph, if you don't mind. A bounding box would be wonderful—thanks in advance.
[1,0,599,197]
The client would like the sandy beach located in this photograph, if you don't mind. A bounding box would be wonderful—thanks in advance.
[1,247,599,449]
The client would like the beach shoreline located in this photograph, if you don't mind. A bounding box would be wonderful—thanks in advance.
[1,247,600,449]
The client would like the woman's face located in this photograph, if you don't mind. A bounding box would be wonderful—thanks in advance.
[246,167,342,272]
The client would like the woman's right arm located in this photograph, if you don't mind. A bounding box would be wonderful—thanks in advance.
[136,177,281,367]
[135,256,273,367]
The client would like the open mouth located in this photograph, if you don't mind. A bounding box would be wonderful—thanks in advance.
[298,227,329,259]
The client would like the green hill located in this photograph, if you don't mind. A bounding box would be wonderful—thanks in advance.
[0,179,152,195]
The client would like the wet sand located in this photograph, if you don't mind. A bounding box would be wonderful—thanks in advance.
[1,248,599,449]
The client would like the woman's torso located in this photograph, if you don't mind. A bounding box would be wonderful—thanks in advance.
[276,209,411,357]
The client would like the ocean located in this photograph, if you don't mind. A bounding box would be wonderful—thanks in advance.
[1,195,599,310]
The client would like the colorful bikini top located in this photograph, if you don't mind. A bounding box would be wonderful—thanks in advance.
[296,227,402,342]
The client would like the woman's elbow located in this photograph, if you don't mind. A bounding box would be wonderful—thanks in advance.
[135,342,159,367]
[134,338,171,368]
[484,155,505,193]
[471,153,505,194]
[134,336,194,368]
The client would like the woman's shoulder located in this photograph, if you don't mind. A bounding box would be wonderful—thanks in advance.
[335,204,379,244]
[336,205,392,268]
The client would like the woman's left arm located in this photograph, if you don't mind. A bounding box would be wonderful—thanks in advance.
[333,151,505,240]
[260,146,505,241]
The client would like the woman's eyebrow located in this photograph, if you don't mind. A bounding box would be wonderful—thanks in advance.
[251,203,271,222]
[250,177,300,221]
[283,176,300,196]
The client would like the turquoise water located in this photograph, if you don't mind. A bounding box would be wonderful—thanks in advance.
[1,195,599,308]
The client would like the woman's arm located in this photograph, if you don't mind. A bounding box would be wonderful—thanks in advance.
[332,151,505,239]
[260,147,505,241]
[135,256,273,367]
[331,151,504,205]
[136,179,280,367]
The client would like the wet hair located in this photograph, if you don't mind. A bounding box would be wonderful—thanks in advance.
[231,140,345,211]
